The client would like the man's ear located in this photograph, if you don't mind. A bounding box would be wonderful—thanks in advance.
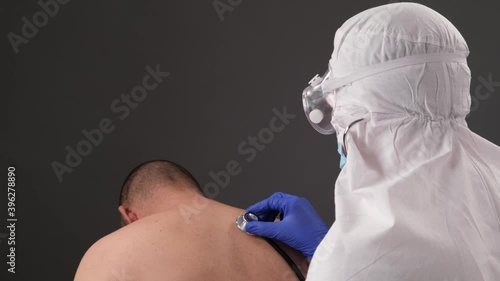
[118,205,139,226]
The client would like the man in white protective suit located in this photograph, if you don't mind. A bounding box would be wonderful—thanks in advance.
[244,3,500,281]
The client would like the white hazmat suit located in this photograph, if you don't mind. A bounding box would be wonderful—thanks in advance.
[307,3,500,281]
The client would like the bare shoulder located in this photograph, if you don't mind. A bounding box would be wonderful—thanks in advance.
[73,212,191,281]
[73,231,130,281]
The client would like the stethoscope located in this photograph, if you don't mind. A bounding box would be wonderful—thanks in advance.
[341,118,364,156]
[236,213,306,281]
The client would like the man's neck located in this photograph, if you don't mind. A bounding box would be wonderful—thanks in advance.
[138,191,213,219]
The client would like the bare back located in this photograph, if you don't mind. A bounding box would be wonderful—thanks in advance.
[74,200,308,281]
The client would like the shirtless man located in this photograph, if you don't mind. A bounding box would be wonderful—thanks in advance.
[74,160,308,281]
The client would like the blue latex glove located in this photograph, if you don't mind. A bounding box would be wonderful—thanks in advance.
[245,192,329,259]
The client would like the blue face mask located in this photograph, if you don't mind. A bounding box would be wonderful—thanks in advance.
[337,143,347,169]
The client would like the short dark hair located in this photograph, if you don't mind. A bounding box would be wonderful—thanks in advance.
[119,160,203,206]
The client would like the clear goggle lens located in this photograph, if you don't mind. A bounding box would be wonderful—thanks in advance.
[302,69,336,135]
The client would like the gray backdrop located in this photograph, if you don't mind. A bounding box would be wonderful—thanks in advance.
[3,0,500,280]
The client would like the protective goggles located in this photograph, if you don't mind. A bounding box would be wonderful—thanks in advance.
[302,53,467,135]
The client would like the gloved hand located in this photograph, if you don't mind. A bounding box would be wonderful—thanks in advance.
[245,192,329,259]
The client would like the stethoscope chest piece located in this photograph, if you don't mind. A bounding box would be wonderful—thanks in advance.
[236,212,259,233]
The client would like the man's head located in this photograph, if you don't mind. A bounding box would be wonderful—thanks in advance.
[303,3,470,136]
[118,160,205,226]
